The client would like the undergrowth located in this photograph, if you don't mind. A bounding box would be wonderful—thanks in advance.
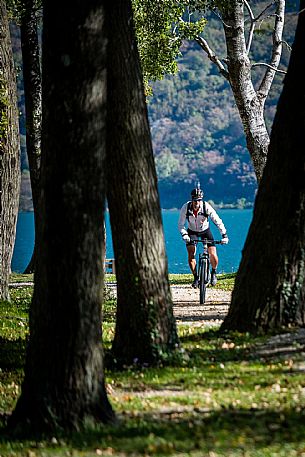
[1,274,305,456]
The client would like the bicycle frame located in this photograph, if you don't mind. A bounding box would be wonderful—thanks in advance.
[196,239,222,304]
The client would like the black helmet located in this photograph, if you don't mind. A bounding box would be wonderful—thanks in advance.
[191,188,204,201]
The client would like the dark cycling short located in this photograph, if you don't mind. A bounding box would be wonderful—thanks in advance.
[186,228,215,247]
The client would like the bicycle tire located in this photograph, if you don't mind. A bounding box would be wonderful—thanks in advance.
[199,258,208,304]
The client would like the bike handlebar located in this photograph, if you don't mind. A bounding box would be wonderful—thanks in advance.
[195,239,223,245]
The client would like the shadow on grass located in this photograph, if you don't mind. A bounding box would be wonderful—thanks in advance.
[57,407,305,454]
[0,337,26,369]
[104,329,262,371]
[1,407,304,455]
[177,328,258,364]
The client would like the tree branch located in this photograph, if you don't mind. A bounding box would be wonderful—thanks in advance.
[254,1,277,22]
[195,35,229,79]
[258,0,285,99]
[252,62,286,74]
[243,0,279,54]
[243,0,255,54]
[281,40,292,51]
[211,8,232,29]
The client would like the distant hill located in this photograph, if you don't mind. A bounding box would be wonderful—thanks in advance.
[12,7,297,211]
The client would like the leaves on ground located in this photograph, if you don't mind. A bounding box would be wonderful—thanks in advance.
[1,275,305,456]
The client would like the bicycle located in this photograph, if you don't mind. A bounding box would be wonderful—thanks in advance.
[196,239,222,304]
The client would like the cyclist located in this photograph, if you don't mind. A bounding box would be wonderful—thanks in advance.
[178,186,229,288]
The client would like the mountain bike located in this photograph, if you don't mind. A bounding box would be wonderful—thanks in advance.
[196,239,222,304]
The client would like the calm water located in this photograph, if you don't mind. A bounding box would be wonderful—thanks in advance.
[11,209,252,274]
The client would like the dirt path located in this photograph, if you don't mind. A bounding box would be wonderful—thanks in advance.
[106,282,231,326]
[171,284,231,327]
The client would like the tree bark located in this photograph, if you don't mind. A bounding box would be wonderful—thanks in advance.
[106,0,178,365]
[20,0,42,274]
[0,0,20,300]
[9,0,114,432]
[221,2,305,333]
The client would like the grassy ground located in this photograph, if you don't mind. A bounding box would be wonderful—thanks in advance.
[1,275,305,456]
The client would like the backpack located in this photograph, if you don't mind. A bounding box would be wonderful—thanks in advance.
[186,200,208,220]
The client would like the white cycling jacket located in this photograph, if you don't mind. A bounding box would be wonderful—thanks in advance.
[178,201,227,237]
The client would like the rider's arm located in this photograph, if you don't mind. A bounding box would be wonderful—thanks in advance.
[178,203,188,237]
[205,202,227,236]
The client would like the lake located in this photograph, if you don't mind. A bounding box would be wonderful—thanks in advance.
[11,209,253,274]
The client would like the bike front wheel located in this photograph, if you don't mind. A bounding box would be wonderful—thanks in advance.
[199,258,209,304]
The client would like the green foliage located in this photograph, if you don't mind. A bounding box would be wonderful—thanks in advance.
[178,16,207,39]
[5,0,42,23]
[132,0,210,93]
[132,0,183,92]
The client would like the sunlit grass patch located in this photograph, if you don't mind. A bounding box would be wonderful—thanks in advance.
[169,272,235,289]
[213,272,235,290]
[105,273,116,283]
[168,273,193,285]
[6,286,32,314]
[9,273,34,283]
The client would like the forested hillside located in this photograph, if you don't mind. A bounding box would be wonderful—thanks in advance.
[149,10,297,208]
[13,7,297,210]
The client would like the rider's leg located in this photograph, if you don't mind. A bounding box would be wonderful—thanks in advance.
[187,245,197,276]
[208,246,218,286]
[208,246,218,269]
[187,245,199,287]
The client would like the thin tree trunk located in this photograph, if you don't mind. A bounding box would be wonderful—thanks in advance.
[219,0,285,181]
[20,0,42,274]
[0,0,20,300]
[106,0,178,366]
[221,1,268,181]
[9,0,114,432]
[221,2,305,333]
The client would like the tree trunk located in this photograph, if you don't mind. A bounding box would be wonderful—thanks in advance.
[221,2,305,333]
[0,0,20,300]
[220,0,285,181]
[9,0,114,433]
[20,0,42,274]
[106,0,178,366]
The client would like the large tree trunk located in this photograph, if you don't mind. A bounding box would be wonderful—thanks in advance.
[9,0,114,432]
[20,0,42,274]
[0,0,20,300]
[220,0,285,181]
[221,2,305,333]
[106,0,178,366]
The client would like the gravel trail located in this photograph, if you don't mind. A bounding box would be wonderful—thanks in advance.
[171,284,231,326]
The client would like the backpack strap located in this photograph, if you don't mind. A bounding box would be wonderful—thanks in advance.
[186,201,192,221]
[202,201,208,218]
[186,201,208,220]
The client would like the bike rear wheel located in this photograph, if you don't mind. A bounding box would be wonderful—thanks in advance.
[199,258,209,304]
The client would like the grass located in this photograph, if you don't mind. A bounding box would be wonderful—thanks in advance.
[168,272,236,289]
[1,274,305,456]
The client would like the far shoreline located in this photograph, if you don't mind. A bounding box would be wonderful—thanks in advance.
[18,203,254,213]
